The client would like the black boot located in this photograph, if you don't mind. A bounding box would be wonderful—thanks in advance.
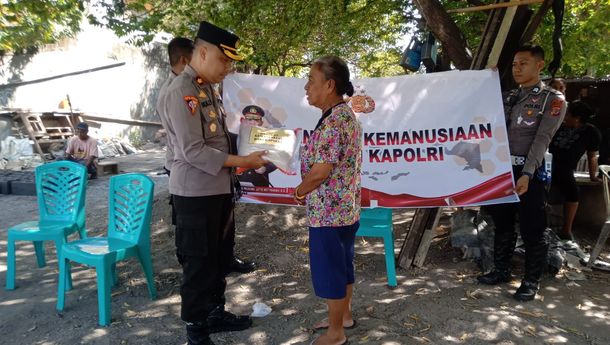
[186,322,215,345]
[207,306,252,333]
[514,280,539,301]
[477,222,516,285]
[514,239,548,302]
[477,269,511,285]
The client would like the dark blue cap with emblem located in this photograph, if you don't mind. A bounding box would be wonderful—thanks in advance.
[197,21,244,61]
[242,105,265,118]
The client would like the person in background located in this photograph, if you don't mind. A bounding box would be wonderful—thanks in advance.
[157,37,194,175]
[478,44,566,302]
[549,100,601,240]
[156,37,194,227]
[65,122,98,179]
[296,56,361,345]
[550,78,566,94]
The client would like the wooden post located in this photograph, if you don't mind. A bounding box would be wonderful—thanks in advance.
[397,208,442,268]
[413,208,443,267]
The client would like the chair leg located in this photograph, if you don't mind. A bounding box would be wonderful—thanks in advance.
[137,250,157,300]
[588,222,610,267]
[33,241,46,268]
[96,264,113,326]
[6,236,16,290]
[55,239,72,291]
[383,232,398,287]
[56,256,69,311]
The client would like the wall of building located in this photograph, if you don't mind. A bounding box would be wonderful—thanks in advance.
[0,23,171,143]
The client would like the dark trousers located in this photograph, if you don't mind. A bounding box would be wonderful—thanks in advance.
[173,194,236,323]
[66,157,97,176]
[483,165,548,283]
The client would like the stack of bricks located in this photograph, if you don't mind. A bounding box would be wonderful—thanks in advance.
[0,171,36,196]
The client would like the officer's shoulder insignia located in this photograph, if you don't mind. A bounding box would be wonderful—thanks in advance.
[551,98,564,116]
[184,96,199,115]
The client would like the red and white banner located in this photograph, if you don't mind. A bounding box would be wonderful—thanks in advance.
[223,70,519,207]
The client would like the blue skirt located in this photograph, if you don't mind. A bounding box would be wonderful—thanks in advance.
[309,221,359,299]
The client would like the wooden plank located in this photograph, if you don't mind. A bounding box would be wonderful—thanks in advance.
[0,62,126,90]
[397,208,433,268]
[80,114,162,127]
[470,1,506,70]
[447,0,543,13]
[413,208,443,268]
[487,1,520,68]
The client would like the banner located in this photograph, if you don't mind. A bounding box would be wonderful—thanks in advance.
[223,70,519,207]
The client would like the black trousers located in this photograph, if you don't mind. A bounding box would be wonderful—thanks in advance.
[173,194,236,323]
[483,165,548,283]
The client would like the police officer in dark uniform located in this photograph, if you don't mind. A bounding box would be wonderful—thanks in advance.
[163,21,267,345]
[478,44,566,301]
[237,105,278,187]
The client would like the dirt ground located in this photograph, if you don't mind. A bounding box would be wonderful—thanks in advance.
[1,150,609,345]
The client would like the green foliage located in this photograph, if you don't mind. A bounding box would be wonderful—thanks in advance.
[90,0,410,77]
[1,0,607,78]
[0,0,84,55]
[534,0,610,77]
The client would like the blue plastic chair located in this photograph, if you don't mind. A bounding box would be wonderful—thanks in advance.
[357,208,397,287]
[6,161,87,290]
[56,173,157,326]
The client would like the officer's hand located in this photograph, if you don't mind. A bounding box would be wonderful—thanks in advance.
[514,175,530,196]
[243,151,268,169]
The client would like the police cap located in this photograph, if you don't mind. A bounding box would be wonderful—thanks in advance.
[242,105,265,119]
[197,21,244,61]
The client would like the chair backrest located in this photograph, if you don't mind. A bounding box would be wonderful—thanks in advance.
[599,165,610,218]
[108,173,154,246]
[35,161,87,228]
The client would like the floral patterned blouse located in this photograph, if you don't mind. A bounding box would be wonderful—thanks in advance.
[300,102,362,227]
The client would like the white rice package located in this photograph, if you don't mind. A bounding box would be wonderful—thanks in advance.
[238,124,300,174]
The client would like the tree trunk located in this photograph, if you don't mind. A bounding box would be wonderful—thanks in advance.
[413,0,473,70]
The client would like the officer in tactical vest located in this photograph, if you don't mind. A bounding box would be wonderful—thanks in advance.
[164,21,267,345]
[478,44,566,301]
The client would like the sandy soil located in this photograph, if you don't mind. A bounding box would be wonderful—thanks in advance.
[1,150,609,345]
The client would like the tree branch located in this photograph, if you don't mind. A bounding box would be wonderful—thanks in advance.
[413,0,473,69]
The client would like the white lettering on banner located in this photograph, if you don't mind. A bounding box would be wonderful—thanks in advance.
[223,70,519,208]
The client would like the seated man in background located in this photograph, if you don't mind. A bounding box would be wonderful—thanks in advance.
[65,122,98,179]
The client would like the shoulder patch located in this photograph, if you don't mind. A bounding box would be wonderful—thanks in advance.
[551,98,564,117]
[184,96,199,115]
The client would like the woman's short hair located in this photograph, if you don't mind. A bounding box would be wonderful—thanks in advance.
[568,100,594,123]
[312,56,354,97]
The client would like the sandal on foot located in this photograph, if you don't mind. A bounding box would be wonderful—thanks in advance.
[313,319,357,330]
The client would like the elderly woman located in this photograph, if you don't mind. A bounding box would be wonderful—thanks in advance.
[294,56,362,345]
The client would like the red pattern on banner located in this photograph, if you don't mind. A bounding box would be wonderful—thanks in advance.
[240,172,515,207]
